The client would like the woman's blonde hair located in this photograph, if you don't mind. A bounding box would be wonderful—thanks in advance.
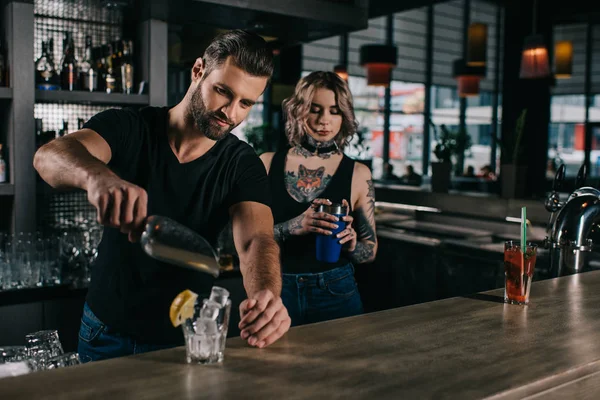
[282,71,358,150]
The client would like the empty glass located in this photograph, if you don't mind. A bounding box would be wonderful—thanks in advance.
[46,352,80,369]
[25,330,64,370]
[0,346,28,363]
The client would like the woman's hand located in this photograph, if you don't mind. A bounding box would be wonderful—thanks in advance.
[337,199,357,252]
[288,198,341,236]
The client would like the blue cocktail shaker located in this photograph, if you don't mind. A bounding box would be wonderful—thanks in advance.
[315,203,348,263]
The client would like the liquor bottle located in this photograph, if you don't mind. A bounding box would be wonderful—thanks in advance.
[35,118,44,148]
[79,35,97,91]
[58,120,68,137]
[112,40,122,92]
[104,44,115,93]
[121,40,134,94]
[0,143,6,183]
[60,32,78,91]
[95,46,106,92]
[35,40,60,90]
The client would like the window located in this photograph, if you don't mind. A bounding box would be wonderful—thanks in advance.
[231,94,264,144]
[590,95,600,122]
[346,76,383,176]
[549,95,586,178]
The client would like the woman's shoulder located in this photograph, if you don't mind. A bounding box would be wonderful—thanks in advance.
[351,160,373,181]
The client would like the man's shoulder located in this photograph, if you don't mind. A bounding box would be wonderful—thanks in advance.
[220,134,258,157]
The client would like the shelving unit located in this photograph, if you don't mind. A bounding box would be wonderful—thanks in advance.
[35,90,149,106]
[0,0,167,234]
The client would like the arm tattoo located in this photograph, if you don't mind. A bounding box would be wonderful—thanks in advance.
[274,214,304,244]
[353,207,375,241]
[347,206,376,264]
[366,179,375,223]
[284,165,332,202]
[349,242,376,264]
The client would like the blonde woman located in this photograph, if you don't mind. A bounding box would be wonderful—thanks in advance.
[260,71,377,326]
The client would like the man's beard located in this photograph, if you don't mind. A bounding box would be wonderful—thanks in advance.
[189,85,236,141]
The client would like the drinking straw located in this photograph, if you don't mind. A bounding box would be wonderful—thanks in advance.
[521,206,527,254]
[520,206,527,297]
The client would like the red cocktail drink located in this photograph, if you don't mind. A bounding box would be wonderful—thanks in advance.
[504,241,538,305]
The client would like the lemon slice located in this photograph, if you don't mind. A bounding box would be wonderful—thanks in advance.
[169,289,198,327]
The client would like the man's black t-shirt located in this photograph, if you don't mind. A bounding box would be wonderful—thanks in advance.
[82,106,270,344]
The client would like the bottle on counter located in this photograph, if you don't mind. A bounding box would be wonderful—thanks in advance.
[112,39,122,92]
[120,40,134,94]
[0,143,7,183]
[60,32,78,91]
[58,120,69,137]
[35,39,60,90]
[79,35,97,92]
[104,44,115,94]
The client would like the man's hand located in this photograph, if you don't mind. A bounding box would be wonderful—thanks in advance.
[238,289,291,348]
[86,173,148,242]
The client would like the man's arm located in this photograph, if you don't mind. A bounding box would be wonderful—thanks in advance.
[230,201,281,297]
[33,129,147,241]
[346,167,378,264]
[231,201,290,348]
[33,129,113,190]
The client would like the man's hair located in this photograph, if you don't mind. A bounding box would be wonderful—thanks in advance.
[202,29,274,80]
[282,71,358,150]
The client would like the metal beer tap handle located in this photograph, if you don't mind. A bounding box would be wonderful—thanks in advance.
[545,164,566,213]
[575,163,588,190]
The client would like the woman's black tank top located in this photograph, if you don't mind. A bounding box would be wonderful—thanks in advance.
[268,149,355,274]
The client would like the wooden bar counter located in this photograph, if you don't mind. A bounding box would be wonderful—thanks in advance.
[3,271,600,399]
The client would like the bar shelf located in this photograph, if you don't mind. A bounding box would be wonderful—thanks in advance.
[35,90,149,106]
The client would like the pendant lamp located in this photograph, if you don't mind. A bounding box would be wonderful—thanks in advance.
[359,44,397,87]
[467,23,488,67]
[453,59,486,97]
[519,0,550,79]
[554,40,573,79]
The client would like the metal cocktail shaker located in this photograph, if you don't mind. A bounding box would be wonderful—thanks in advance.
[140,215,220,277]
[315,203,348,263]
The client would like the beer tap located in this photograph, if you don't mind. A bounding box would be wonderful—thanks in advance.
[575,163,588,189]
[546,163,600,277]
[544,164,566,235]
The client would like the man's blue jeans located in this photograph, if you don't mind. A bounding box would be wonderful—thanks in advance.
[77,303,176,363]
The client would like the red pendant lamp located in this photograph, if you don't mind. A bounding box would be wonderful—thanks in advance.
[359,44,397,87]
[519,0,550,79]
[453,59,486,97]
[333,65,348,81]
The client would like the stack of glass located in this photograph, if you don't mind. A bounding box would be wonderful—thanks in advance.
[183,286,232,364]
[0,223,102,291]
[0,329,80,379]
[0,232,61,290]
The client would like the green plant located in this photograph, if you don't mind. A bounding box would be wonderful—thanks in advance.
[430,121,472,166]
[243,123,277,154]
[493,109,527,165]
